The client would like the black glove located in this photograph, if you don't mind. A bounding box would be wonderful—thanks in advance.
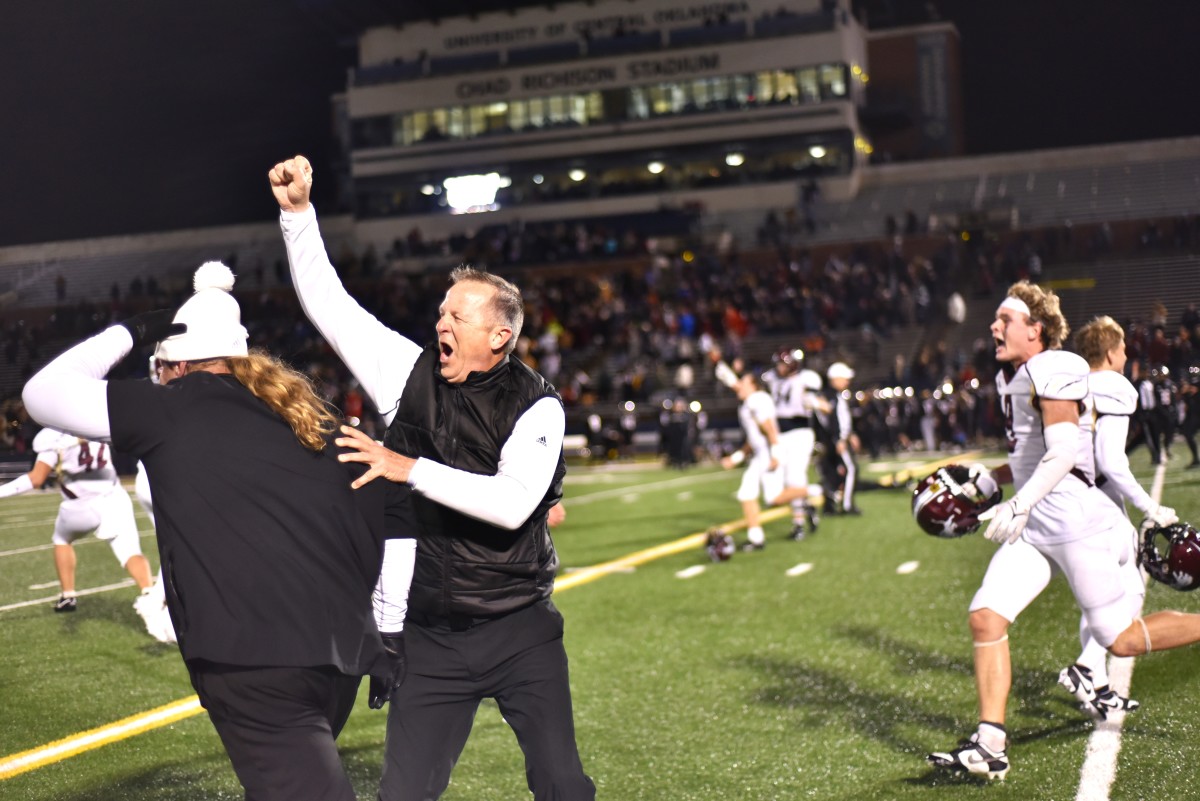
[368,632,407,710]
[120,309,186,348]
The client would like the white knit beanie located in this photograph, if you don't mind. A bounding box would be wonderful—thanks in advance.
[153,262,249,362]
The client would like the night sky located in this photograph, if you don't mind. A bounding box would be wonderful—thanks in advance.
[2,0,1195,248]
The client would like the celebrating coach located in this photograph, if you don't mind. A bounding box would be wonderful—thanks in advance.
[270,155,594,801]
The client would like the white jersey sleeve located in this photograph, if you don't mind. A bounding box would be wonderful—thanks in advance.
[1026,350,1089,401]
[1089,371,1154,514]
[1089,370,1139,416]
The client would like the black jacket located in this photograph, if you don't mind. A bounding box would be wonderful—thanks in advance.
[108,373,386,675]
[385,346,565,622]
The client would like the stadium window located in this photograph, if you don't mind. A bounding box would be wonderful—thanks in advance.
[691,78,710,110]
[467,105,487,137]
[754,69,776,104]
[567,95,588,125]
[548,95,569,124]
[821,64,847,98]
[510,99,528,131]
[485,102,509,133]
[710,76,732,108]
[732,74,752,105]
[585,91,605,122]
[447,107,467,139]
[774,70,799,102]
[798,67,820,103]
[410,111,429,143]
[628,86,649,120]
[528,97,546,128]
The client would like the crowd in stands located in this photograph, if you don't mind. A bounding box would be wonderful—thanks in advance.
[2,207,1198,467]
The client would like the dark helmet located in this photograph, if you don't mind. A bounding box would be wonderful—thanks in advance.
[773,348,804,373]
[705,527,735,562]
[911,464,998,538]
[1140,522,1200,591]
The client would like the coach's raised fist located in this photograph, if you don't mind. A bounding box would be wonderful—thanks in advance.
[268,155,313,213]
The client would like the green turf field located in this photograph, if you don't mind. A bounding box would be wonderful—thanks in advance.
[1,449,1198,800]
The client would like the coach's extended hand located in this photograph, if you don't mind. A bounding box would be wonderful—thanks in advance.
[335,425,417,488]
[268,154,313,213]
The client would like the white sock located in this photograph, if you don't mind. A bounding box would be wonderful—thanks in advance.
[747,526,765,545]
[977,722,1006,753]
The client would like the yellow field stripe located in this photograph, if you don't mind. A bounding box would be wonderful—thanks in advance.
[0,492,813,779]
[555,506,789,591]
[0,696,203,780]
[876,451,984,487]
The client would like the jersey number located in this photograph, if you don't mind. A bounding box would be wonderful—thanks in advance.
[77,442,108,472]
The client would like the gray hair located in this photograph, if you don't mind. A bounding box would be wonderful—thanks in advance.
[449,266,524,354]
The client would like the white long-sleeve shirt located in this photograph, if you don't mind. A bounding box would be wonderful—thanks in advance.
[280,205,564,530]
[1089,369,1155,515]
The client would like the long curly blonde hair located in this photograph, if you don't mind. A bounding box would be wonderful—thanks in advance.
[187,349,337,451]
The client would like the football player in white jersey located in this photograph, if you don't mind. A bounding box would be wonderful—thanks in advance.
[1055,316,1177,718]
[928,283,1200,780]
[717,370,809,550]
[0,428,159,629]
[760,348,827,539]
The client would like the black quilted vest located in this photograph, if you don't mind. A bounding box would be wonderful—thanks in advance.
[384,345,566,622]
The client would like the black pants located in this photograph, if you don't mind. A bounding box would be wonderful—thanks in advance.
[379,599,595,801]
[189,662,362,801]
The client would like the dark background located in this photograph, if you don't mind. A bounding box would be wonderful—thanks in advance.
[1,0,1196,247]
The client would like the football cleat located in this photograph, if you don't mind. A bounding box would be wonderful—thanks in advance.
[805,504,820,533]
[53,596,77,613]
[133,591,177,644]
[741,541,765,552]
[789,524,807,542]
[927,733,1008,780]
[1058,663,1097,706]
[1092,688,1139,720]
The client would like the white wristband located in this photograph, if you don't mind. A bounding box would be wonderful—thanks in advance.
[0,473,34,499]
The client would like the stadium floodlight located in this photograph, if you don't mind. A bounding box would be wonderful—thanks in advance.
[420,184,435,196]
[532,173,544,184]
[442,172,504,214]
[647,161,665,174]
[808,145,827,159]
[689,401,702,413]
[725,152,745,167]
[569,169,587,182]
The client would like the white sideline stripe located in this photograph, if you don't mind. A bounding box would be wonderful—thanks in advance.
[675,565,707,579]
[1074,459,1168,801]
[0,530,156,560]
[0,580,135,612]
[896,561,920,574]
[786,563,813,577]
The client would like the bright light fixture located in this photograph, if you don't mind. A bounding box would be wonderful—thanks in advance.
[568,169,586,182]
[725,152,745,167]
[809,145,827,159]
[647,161,664,174]
[442,172,504,213]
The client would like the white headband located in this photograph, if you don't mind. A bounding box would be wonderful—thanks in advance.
[999,296,1032,318]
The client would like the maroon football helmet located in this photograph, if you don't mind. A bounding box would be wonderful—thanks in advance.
[911,464,999,538]
[706,527,735,562]
[1140,522,1200,591]
[773,348,804,374]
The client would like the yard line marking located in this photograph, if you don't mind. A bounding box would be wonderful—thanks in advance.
[675,565,707,579]
[1074,459,1168,801]
[28,581,59,590]
[786,563,813,577]
[0,697,203,781]
[0,503,787,779]
[621,494,639,503]
[896,561,920,574]
[677,491,693,501]
[0,530,157,560]
[0,581,136,612]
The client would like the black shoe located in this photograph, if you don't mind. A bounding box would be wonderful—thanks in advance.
[789,524,807,542]
[741,541,765,552]
[845,506,863,516]
[805,505,820,533]
[53,596,77,613]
